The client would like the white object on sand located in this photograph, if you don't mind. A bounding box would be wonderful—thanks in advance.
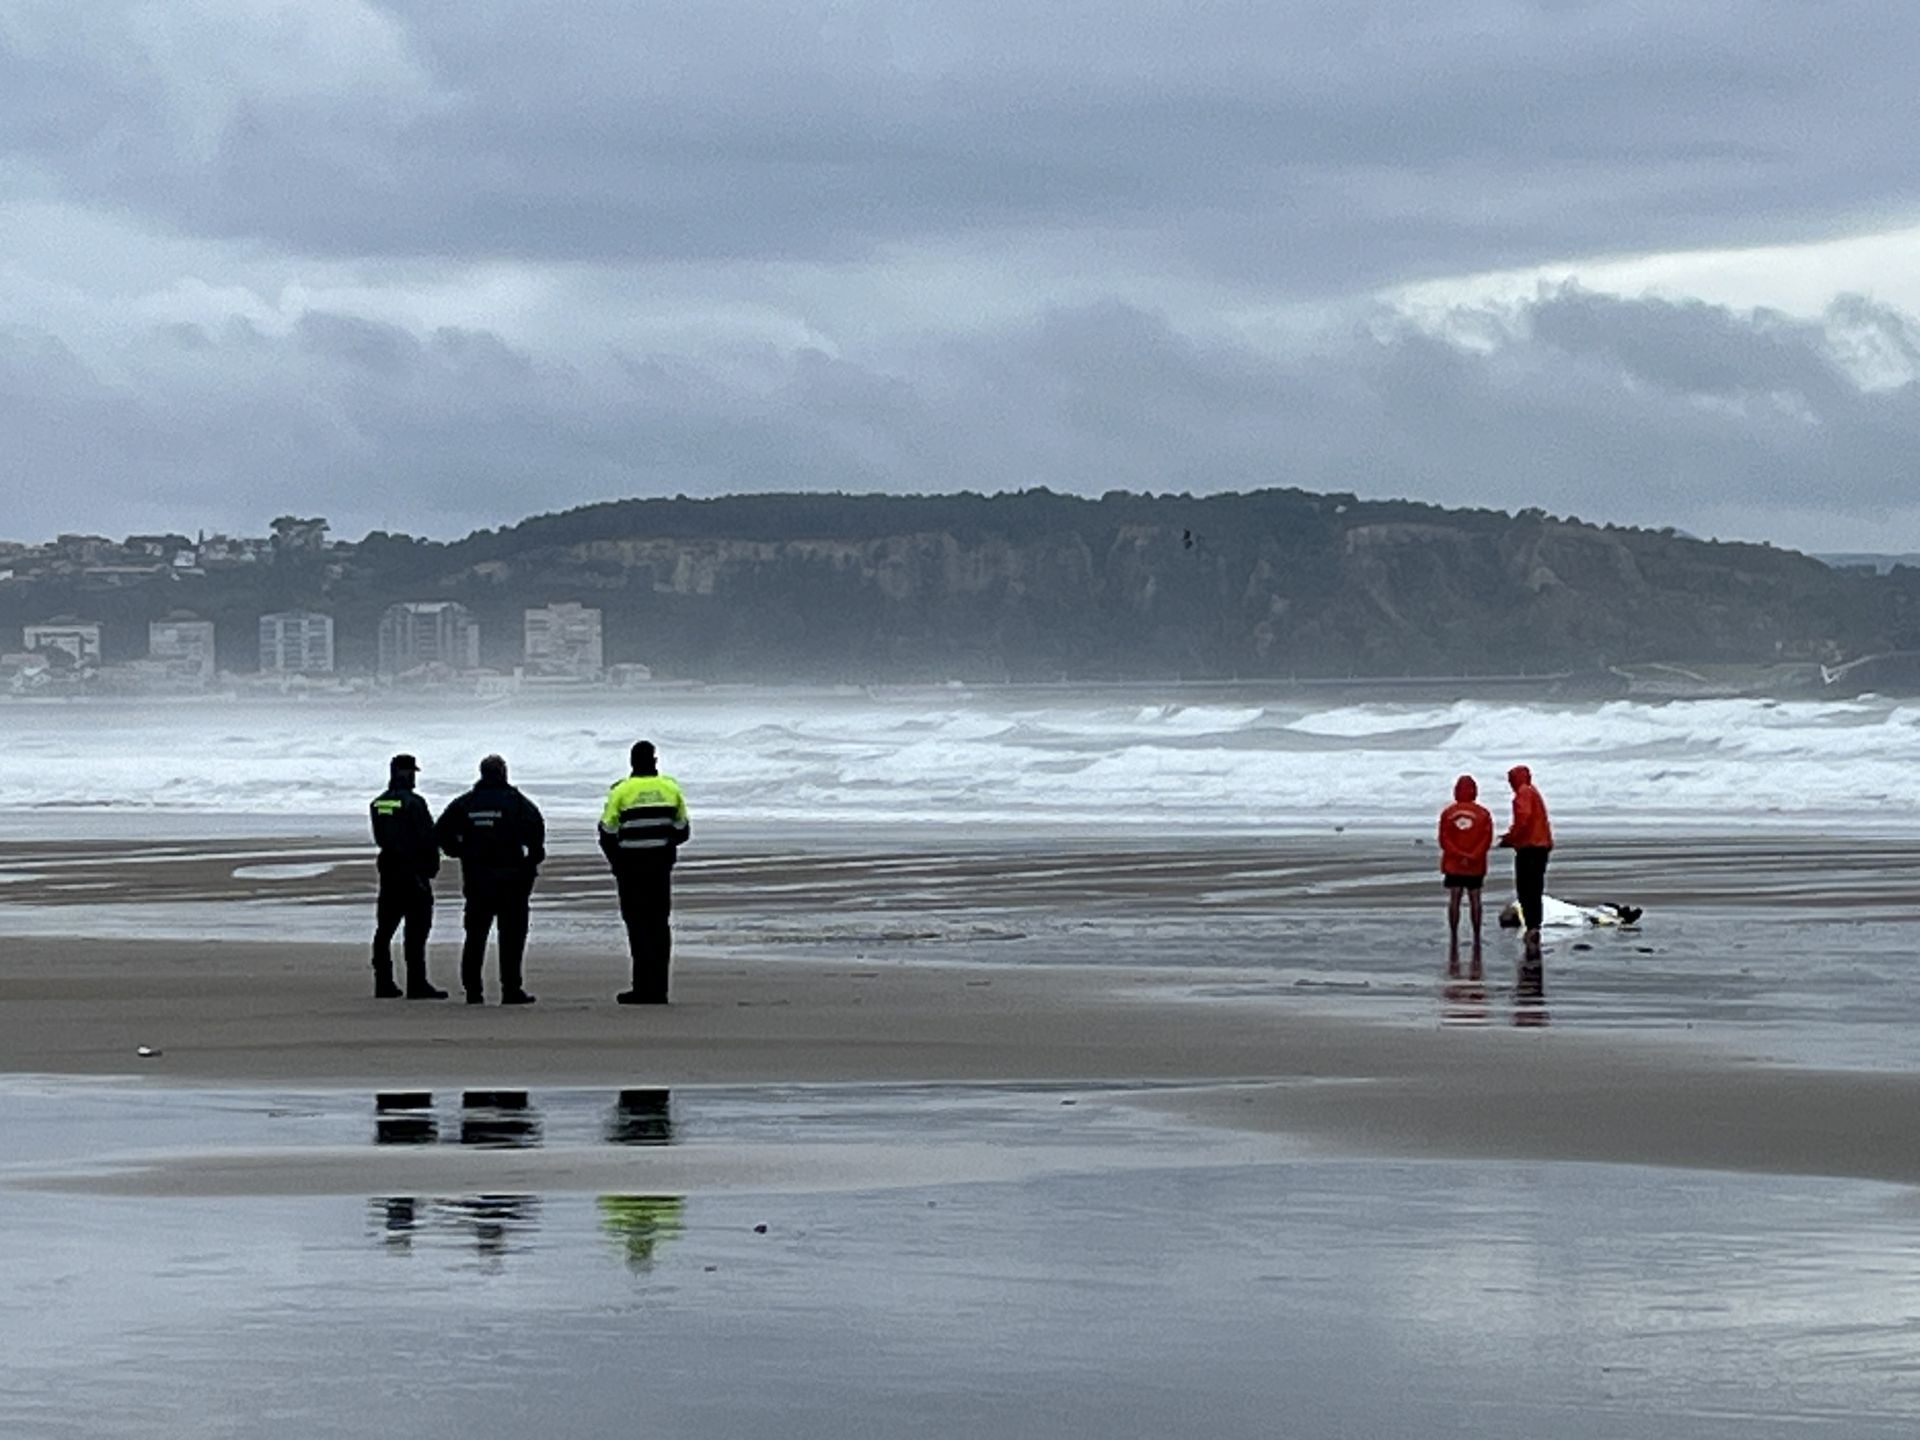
[1538,896,1588,928]
[136,1046,160,1058]
[1501,897,1644,929]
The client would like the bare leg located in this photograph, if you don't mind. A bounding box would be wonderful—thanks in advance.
[1469,888,1483,943]
[1447,887,1462,939]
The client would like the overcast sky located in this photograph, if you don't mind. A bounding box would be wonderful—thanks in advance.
[4,1,1920,550]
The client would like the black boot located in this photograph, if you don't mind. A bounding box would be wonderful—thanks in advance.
[404,961,447,1000]
[372,962,403,999]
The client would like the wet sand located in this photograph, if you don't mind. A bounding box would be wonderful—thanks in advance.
[13,1086,1919,1439]
[7,828,1920,915]
[6,828,1920,1193]
[8,924,1920,1192]
[11,834,1920,1436]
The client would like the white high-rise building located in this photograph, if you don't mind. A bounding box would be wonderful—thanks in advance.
[378,601,480,676]
[259,611,335,674]
[22,619,102,668]
[524,602,604,678]
[148,618,217,682]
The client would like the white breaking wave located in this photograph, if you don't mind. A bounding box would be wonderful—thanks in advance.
[0,689,1915,833]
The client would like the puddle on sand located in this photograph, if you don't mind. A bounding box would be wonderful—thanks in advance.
[3,1083,1920,1439]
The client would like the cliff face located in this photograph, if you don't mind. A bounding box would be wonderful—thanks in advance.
[6,489,1915,679]
[415,492,1906,678]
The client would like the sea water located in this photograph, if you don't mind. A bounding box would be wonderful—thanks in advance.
[1,687,1916,835]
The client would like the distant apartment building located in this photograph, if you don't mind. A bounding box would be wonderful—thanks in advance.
[523,602,604,678]
[22,619,103,669]
[259,611,336,674]
[378,601,480,676]
[148,617,217,682]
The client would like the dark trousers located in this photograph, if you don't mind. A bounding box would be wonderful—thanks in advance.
[372,874,433,985]
[462,883,531,998]
[615,865,674,999]
[1514,846,1551,931]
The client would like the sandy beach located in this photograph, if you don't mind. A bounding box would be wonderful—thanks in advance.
[8,814,1920,1437]
[11,902,1920,1198]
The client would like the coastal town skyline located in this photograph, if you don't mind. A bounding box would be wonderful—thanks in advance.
[8,598,621,695]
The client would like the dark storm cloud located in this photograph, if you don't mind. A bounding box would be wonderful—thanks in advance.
[6,1,1920,287]
[928,291,1920,526]
[8,1,1920,546]
[6,289,1917,545]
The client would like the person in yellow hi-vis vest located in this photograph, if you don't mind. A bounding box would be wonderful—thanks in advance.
[598,740,691,1004]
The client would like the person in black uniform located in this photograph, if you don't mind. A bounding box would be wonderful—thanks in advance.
[368,753,447,1000]
[435,753,546,1005]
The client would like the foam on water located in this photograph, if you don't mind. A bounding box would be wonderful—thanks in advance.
[1,689,1916,834]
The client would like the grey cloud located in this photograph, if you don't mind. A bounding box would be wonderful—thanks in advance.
[6,288,1920,548]
[7,2,1920,288]
[1523,292,1849,402]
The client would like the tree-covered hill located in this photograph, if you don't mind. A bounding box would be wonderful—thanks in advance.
[5,488,1915,681]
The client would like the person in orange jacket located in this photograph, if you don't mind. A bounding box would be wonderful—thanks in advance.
[1498,764,1554,951]
[1438,774,1493,943]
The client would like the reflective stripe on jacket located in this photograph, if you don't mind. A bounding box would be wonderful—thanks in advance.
[599,774,690,857]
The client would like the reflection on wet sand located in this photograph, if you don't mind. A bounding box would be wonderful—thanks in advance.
[374,1113,438,1145]
[371,1194,542,1263]
[377,1196,417,1250]
[454,1195,540,1259]
[461,1090,542,1148]
[608,1088,674,1146]
[1441,950,1549,1029]
[372,1089,679,1148]
[1514,956,1550,1028]
[460,1111,542,1148]
[598,1195,687,1270]
[372,1194,685,1273]
[374,1090,438,1146]
[370,1090,547,1147]
[1441,941,1487,1026]
[368,1090,683,1272]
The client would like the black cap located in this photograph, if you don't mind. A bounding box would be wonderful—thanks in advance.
[390,753,420,774]
[630,740,656,770]
[479,753,508,781]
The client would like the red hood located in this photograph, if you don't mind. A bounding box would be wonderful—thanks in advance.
[1508,765,1532,789]
[1453,775,1478,803]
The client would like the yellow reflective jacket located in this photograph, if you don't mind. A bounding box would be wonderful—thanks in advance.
[599,773,690,863]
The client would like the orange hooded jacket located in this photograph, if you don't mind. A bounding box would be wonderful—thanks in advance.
[1438,775,1493,877]
[1502,765,1554,849]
